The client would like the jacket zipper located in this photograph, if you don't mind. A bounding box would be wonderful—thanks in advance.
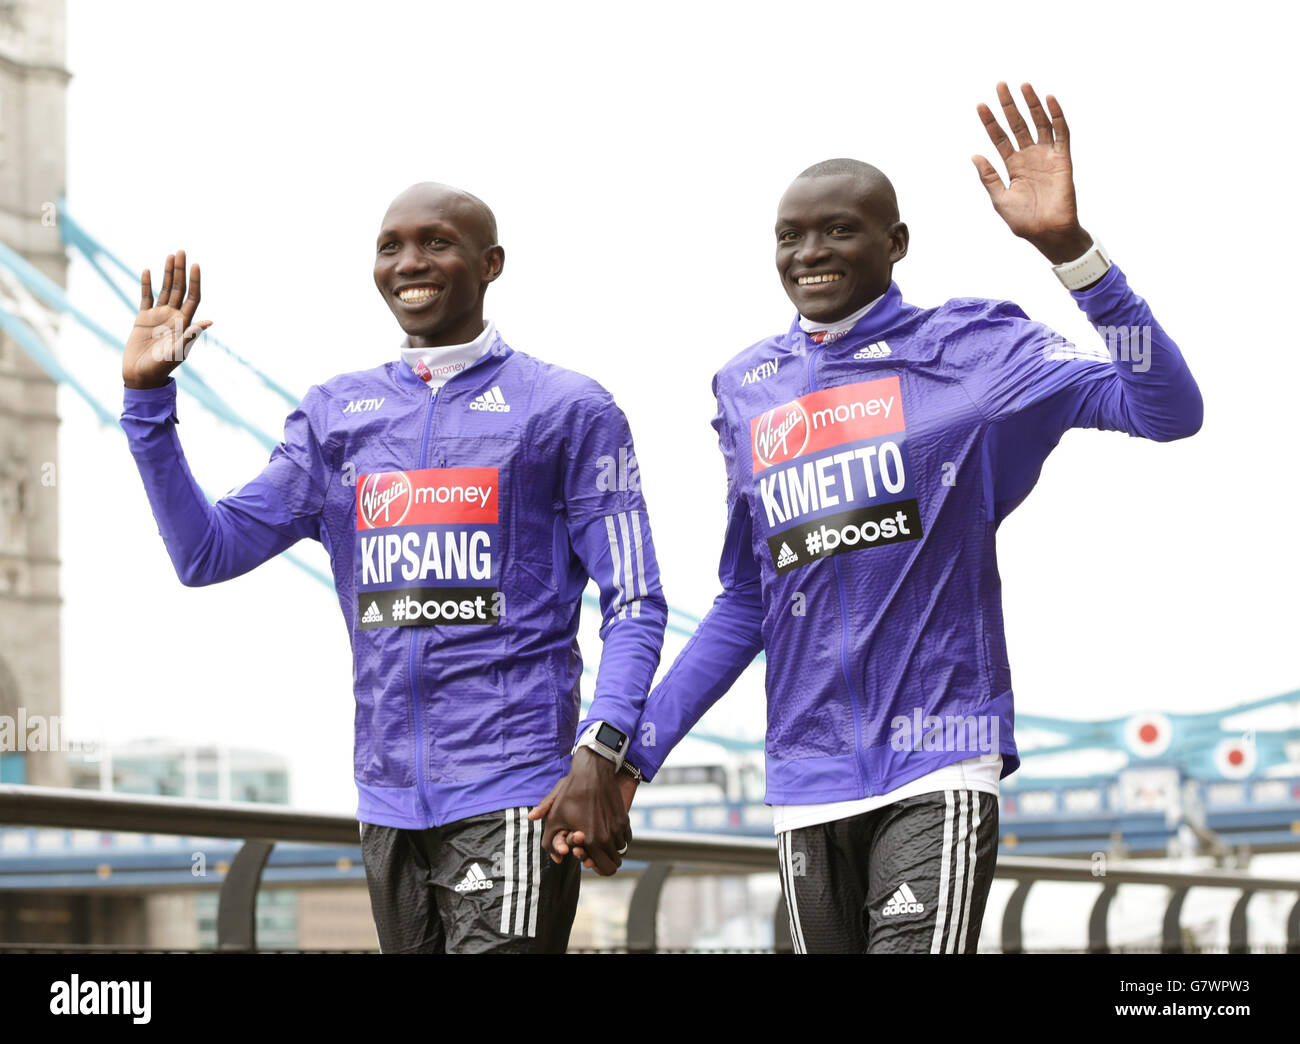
[803,344,869,794]
[408,386,438,822]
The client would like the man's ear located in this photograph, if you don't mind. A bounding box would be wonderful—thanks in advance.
[889,222,909,264]
[482,245,506,284]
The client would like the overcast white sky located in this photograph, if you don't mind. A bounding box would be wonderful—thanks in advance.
[53,0,1299,813]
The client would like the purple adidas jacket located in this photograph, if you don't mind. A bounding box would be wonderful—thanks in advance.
[121,329,666,829]
[630,264,1202,805]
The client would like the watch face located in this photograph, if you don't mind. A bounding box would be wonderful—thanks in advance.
[596,722,628,751]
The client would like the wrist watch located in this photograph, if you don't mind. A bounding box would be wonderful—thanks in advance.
[573,721,630,772]
[1052,239,1111,291]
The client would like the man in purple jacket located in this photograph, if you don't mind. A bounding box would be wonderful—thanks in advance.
[550,83,1203,951]
[119,182,666,952]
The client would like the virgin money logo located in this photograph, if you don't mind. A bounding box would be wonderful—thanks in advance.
[749,377,904,473]
[753,402,810,469]
[358,472,412,529]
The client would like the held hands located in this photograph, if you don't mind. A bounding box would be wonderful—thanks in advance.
[972,82,1093,266]
[528,751,639,875]
[124,249,212,390]
[561,772,639,871]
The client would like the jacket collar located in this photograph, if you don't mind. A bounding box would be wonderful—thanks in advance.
[785,281,906,353]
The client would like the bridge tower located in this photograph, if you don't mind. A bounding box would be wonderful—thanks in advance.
[0,0,68,786]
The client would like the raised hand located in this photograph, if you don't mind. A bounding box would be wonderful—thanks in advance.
[123,249,212,390]
[972,82,1093,265]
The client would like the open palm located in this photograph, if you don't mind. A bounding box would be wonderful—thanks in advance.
[123,249,212,390]
[973,82,1090,263]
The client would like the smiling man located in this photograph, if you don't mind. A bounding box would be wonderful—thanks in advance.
[574,84,1203,952]
[118,182,665,952]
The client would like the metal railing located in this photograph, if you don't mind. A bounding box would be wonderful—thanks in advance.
[2,784,1298,953]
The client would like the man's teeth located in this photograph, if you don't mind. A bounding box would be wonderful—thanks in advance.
[398,287,440,303]
[798,274,843,286]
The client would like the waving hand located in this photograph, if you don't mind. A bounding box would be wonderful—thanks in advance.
[972,82,1093,265]
[123,249,212,390]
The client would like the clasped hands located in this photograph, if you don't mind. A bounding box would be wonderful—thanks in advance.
[528,748,640,875]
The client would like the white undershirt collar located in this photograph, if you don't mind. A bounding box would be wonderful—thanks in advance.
[399,319,496,391]
[798,291,885,341]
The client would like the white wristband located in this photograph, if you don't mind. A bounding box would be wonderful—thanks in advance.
[1052,239,1111,291]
